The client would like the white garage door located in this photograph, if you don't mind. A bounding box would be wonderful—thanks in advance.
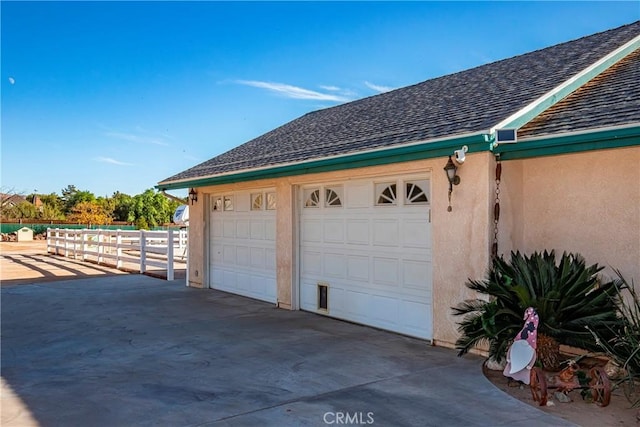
[209,190,277,303]
[299,176,433,339]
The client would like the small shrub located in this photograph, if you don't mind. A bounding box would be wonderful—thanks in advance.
[452,250,623,369]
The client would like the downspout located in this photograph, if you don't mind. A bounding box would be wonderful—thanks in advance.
[161,190,185,204]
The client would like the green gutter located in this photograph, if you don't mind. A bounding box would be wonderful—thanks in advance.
[157,133,489,190]
[495,125,640,160]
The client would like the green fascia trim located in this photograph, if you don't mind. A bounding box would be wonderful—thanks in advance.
[499,38,640,131]
[496,126,640,160]
[157,133,489,190]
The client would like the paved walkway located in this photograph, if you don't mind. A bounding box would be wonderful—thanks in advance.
[1,274,575,427]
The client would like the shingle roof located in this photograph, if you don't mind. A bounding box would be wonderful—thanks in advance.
[160,21,639,185]
[519,47,640,138]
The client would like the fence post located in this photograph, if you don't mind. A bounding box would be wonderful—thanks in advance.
[116,230,123,269]
[139,230,146,274]
[97,229,103,264]
[81,229,87,261]
[46,228,51,253]
[64,229,69,257]
[167,229,174,281]
[55,228,61,255]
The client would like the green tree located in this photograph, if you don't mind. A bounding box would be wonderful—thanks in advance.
[33,193,65,220]
[61,185,95,214]
[39,202,65,220]
[39,193,63,209]
[3,201,37,220]
[111,192,134,222]
[96,196,115,220]
[128,189,180,228]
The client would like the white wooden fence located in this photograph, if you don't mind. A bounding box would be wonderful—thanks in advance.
[46,228,187,281]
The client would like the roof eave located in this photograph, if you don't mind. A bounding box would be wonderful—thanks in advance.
[156,131,490,190]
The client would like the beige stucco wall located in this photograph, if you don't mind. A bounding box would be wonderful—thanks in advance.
[185,153,495,347]
[499,146,640,285]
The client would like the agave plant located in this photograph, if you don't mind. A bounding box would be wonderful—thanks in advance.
[588,271,640,408]
[453,250,623,369]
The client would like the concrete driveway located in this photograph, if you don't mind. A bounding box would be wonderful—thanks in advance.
[1,275,574,427]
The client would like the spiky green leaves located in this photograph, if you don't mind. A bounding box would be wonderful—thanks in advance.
[453,250,623,362]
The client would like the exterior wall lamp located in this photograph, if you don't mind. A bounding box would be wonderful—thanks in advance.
[189,188,198,205]
[444,145,468,211]
[444,156,460,212]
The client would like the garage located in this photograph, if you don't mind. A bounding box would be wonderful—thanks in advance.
[209,190,277,303]
[299,175,433,339]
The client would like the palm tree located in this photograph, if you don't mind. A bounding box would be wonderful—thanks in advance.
[453,250,623,370]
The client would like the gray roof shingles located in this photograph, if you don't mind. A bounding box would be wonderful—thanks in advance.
[519,47,640,138]
[160,21,639,184]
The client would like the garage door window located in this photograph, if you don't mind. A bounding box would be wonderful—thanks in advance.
[376,182,397,205]
[304,188,320,208]
[405,180,429,204]
[266,192,277,210]
[223,196,234,211]
[324,187,343,207]
[213,196,223,212]
[251,193,263,210]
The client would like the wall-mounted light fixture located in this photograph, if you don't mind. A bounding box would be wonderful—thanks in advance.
[444,155,460,212]
[189,188,198,205]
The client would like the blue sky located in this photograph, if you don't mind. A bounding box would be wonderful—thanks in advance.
[2,1,638,198]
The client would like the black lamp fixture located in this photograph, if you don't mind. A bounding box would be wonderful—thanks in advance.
[189,188,198,205]
[444,155,460,212]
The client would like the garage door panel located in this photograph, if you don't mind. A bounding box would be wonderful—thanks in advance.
[302,251,322,275]
[237,272,251,292]
[323,219,344,243]
[223,220,235,238]
[265,219,276,241]
[323,252,346,278]
[346,219,369,245]
[300,281,317,309]
[401,300,432,337]
[236,246,250,266]
[402,218,430,249]
[265,248,276,270]
[347,255,369,282]
[223,245,236,264]
[235,193,250,212]
[222,270,236,289]
[249,247,264,268]
[373,219,399,247]
[250,221,264,240]
[212,219,223,238]
[403,260,431,290]
[236,220,250,239]
[372,257,399,286]
[345,182,371,208]
[302,219,322,242]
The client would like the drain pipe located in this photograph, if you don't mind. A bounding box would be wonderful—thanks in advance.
[161,190,186,204]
